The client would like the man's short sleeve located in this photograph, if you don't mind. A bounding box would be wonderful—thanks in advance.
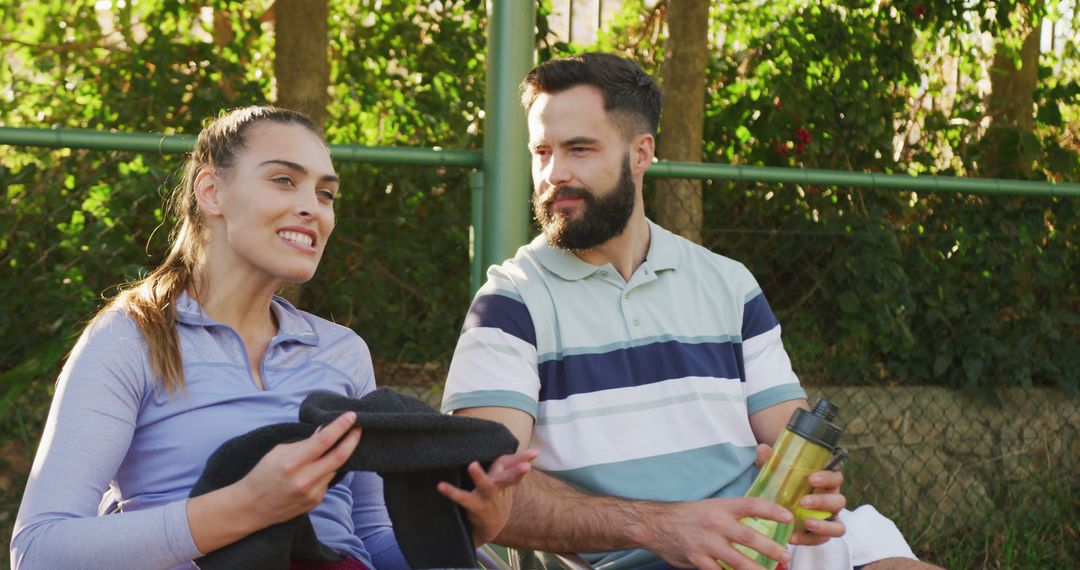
[441,271,541,417]
[738,268,806,413]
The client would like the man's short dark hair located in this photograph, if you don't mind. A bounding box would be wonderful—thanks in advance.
[521,52,662,140]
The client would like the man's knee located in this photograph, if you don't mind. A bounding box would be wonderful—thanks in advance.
[861,557,944,570]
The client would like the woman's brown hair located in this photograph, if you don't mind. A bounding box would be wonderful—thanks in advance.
[94,106,322,393]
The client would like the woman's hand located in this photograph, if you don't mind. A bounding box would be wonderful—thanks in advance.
[436,450,539,545]
[240,411,363,524]
[188,411,363,554]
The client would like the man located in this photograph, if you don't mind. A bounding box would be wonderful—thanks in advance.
[441,53,932,570]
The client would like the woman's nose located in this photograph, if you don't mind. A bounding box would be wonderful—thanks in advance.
[295,189,320,220]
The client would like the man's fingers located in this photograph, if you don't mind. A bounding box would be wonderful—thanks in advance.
[736,497,793,525]
[754,444,772,468]
[800,489,845,514]
[789,518,844,545]
[709,543,769,570]
[811,517,845,537]
[808,469,843,493]
[729,516,791,567]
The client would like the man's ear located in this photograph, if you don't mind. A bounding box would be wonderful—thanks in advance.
[630,133,655,177]
[193,169,224,217]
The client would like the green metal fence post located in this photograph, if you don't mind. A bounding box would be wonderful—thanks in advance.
[479,0,535,275]
[469,170,485,296]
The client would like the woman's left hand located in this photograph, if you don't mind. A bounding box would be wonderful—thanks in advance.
[436,450,539,545]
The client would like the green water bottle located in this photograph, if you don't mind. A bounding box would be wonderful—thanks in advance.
[722,399,842,570]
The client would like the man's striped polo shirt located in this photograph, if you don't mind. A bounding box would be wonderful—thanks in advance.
[442,219,806,508]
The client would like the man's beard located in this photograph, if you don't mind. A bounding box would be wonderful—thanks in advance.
[533,154,636,251]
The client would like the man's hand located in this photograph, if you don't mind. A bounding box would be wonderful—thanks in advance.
[787,466,845,545]
[437,450,539,545]
[754,443,846,547]
[642,496,794,570]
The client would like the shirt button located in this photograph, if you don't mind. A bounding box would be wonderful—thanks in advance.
[599,270,608,277]
[633,317,641,326]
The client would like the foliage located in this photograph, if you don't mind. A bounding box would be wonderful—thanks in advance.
[0,0,488,402]
[572,0,1080,392]
[0,0,1075,399]
[1,1,1078,567]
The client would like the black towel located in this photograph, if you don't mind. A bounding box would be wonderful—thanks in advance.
[189,388,519,569]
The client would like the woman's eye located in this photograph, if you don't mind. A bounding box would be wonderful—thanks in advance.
[317,189,336,201]
[273,176,295,186]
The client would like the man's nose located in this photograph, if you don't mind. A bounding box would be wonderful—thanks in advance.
[543,155,572,188]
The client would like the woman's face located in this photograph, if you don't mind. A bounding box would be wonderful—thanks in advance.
[209,121,339,286]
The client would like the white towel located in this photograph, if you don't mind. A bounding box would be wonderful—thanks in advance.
[789,505,918,569]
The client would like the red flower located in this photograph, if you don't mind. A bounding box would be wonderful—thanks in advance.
[774,140,789,155]
[914,4,926,17]
[796,127,812,144]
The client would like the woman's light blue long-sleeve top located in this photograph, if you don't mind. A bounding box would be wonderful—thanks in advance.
[10,292,409,569]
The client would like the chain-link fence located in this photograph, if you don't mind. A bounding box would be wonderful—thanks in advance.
[2,148,1078,558]
[650,177,1080,549]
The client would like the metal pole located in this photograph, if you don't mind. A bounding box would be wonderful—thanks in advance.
[2,126,1076,197]
[480,0,536,275]
[0,127,197,154]
[470,171,485,296]
[644,161,1080,198]
[0,126,483,167]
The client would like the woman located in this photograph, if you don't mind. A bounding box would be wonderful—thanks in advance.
[10,106,535,569]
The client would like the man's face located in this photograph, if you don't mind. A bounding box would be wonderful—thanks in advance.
[527,85,637,250]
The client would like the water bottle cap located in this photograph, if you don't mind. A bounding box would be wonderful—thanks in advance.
[787,398,842,450]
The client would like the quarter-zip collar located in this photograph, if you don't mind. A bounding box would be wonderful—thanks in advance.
[174,291,319,346]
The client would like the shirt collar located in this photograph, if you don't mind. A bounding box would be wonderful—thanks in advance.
[644,218,680,272]
[174,290,319,346]
[533,218,681,281]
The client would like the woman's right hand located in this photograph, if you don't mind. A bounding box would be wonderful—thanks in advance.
[187,411,362,553]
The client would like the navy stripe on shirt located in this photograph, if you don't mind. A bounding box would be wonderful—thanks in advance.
[538,339,745,402]
[742,292,780,340]
[461,293,537,347]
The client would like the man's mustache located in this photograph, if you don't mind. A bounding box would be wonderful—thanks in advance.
[541,186,593,206]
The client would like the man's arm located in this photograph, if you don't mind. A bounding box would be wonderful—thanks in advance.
[748,398,807,446]
[455,406,797,570]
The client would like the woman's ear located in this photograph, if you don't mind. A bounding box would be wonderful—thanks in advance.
[193,169,224,217]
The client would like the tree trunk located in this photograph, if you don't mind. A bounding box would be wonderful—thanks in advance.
[273,0,330,129]
[271,0,329,306]
[655,0,709,244]
[983,1,1042,179]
